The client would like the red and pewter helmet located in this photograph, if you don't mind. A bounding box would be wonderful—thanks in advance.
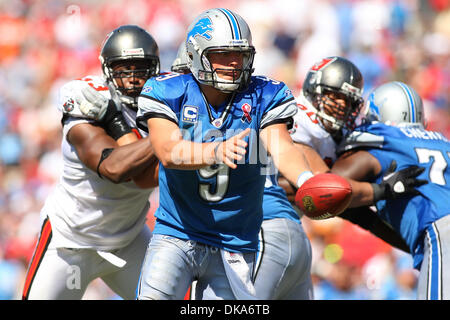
[303,56,364,139]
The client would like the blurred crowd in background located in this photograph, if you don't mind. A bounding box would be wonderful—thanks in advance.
[0,0,449,300]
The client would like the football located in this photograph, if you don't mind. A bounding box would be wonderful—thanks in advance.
[295,173,352,220]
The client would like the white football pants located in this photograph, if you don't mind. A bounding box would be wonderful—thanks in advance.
[22,217,151,300]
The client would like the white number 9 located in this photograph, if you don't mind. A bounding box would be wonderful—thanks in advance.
[198,164,230,202]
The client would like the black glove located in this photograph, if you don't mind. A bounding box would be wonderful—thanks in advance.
[372,160,427,202]
[100,99,121,124]
[103,111,132,140]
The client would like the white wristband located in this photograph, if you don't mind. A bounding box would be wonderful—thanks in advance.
[296,171,314,188]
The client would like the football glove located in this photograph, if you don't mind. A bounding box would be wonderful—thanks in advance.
[77,85,120,122]
[75,85,131,140]
[372,160,427,202]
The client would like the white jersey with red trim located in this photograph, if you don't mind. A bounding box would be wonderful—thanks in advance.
[290,92,337,166]
[42,75,153,251]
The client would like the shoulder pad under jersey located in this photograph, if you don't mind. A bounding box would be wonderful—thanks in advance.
[337,130,385,156]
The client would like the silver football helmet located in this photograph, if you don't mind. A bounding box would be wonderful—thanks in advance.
[364,81,425,128]
[303,56,364,139]
[171,42,190,74]
[185,8,255,92]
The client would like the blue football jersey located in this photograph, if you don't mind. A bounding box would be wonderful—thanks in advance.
[340,122,450,268]
[137,72,297,252]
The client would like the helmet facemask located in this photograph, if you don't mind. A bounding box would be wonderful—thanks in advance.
[107,58,159,98]
[195,46,255,92]
[313,86,363,140]
[302,56,364,141]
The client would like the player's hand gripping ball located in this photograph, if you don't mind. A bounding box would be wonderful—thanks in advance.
[295,173,352,220]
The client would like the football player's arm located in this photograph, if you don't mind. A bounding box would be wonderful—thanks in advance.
[278,142,330,202]
[275,139,387,207]
[260,123,312,187]
[332,150,381,207]
[103,136,159,188]
[331,150,410,253]
[339,206,410,253]
[67,123,158,187]
[147,117,249,170]
[294,143,331,173]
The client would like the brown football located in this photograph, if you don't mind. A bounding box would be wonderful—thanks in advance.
[295,173,352,220]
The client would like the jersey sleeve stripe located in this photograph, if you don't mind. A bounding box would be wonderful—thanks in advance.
[260,117,294,130]
[260,98,297,129]
[136,112,179,133]
[138,93,164,104]
[138,95,178,122]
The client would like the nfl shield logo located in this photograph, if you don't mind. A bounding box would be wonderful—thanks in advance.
[212,119,223,128]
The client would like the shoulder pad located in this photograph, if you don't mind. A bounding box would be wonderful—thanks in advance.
[141,72,187,101]
[337,131,385,156]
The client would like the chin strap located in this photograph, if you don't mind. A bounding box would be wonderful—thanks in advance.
[118,94,138,111]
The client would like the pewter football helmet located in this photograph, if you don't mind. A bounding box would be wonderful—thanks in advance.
[171,42,190,74]
[100,25,160,99]
[185,8,255,92]
[303,56,364,137]
[365,81,425,128]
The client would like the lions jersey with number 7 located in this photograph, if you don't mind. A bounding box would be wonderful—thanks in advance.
[339,122,450,269]
[136,72,297,252]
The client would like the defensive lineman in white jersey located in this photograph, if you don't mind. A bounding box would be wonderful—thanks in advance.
[22,25,160,300]
[291,90,338,164]
[287,56,418,254]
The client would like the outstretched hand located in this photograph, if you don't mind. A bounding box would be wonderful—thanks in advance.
[214,128,250,169]
[372,160,428,202]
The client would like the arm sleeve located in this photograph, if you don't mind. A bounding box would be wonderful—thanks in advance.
[339,206,410,253]
[260,83,297,130]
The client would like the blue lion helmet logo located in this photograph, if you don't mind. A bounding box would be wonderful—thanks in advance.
[188,17,213,41]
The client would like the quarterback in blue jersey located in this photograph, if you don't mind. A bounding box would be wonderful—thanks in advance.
[135,8,317,300]
[170,43,313,300]
[332,81,450,300]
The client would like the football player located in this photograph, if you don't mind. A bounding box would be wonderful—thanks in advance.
[332,81,450,300]
[135,8,318,300]
[22,25,160,300]
[170,42,190,74]
[135,8,408,300]
[170,41,313,300]
[284,57,421,252]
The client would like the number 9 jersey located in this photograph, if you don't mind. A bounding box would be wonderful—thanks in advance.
[137,72,297,252]
[338,121,450,269]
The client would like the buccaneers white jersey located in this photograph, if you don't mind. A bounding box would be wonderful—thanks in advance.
[42,75,153,251]
[290,92,337,166]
